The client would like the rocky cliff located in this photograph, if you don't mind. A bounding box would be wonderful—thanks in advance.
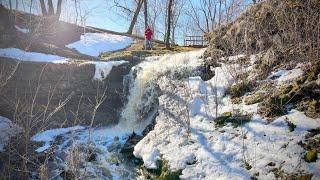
[0,57,133,132]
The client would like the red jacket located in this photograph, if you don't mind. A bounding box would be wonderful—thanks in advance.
[145,28,153,40]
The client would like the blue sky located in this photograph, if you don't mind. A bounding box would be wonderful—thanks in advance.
[1,0,252,44]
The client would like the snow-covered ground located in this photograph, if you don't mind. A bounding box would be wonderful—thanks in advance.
[66,33,133,57]
[0,116,21,152]
[0,48,68,63]
[14,25,29,34]
[81,60,128,80]
[134,53,320,179]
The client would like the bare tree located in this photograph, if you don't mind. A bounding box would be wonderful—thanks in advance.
[187,0,217,34]
[39,0,63,20]
[165,0,174,49]
[144,0,148,29]
[171,0,183,44]
[40,0,47,15]
[127,0,143,34]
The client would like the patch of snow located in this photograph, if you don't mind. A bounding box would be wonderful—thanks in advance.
[285,109,320,131]
[0,48,68,63]
[82,60,128,80]
[220,54,246,62]
[277,68,304,86]
[268,69,287,79]
[250,54,258,65]
[66,33,133,57]
[268,68,304,86]
[0,116,21,152]
[32,126,85,152]
[15,25,29,34]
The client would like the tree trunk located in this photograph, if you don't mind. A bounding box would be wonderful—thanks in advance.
[47,0,54,15]
[165,0,173,49]
[144,0,148,29]
[39,0,47,16]
[8,0,12,10]
[218,0,222,26]
[55,0,63,20]
[127,0,143,34]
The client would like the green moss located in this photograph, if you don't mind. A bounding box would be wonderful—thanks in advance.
[286,121,296,132]
[144,160,182,180]
[215,112,251,128]
[244,92,264,105]
[305,150,318,162]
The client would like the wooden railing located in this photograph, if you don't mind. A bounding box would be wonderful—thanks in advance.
[184,36,207,47]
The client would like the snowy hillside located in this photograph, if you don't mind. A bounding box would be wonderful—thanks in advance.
[133,51,320,179]
[66,33,133,57]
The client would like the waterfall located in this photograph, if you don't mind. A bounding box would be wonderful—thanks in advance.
[119,49,206,134]
[31,49,207,179]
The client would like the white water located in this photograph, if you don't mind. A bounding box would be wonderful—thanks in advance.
[32,49,207,179]
[120,50,205,132]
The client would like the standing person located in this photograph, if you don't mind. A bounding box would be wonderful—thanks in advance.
[144,25,153,50]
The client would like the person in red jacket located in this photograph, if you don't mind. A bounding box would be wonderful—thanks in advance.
[144,26,153,50]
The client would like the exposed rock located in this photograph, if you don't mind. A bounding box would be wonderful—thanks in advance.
[0,57,134,130]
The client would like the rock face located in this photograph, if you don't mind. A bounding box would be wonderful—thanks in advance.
[0,57,133,130]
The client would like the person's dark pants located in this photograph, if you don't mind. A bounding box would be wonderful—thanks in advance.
[145,39,152,50]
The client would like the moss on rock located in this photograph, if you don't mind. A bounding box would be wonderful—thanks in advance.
[215,112,251,128]
[305,150,318,162]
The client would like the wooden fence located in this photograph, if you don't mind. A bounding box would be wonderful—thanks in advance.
[184,36,208,47]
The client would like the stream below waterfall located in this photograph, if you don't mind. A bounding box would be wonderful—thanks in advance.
[32,50,207,179]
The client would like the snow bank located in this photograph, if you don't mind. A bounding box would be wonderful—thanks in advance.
[0,116,21,151]
[268,68,304,86]
[285,109,320,131]
[134,53,320,179]
[32,126,85,152]
[66,33,133,57]
[0,48,68,63]
[15,25,29,34]
[82,60,128,80]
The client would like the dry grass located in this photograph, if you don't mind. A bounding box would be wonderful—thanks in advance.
[100,40,198,61]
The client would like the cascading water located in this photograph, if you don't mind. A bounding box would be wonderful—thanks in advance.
[36,49,207,179]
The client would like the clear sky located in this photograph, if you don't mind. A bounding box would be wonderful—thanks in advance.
[1,0,252,44]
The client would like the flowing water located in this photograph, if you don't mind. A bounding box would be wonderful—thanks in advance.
[42,50,206,179]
